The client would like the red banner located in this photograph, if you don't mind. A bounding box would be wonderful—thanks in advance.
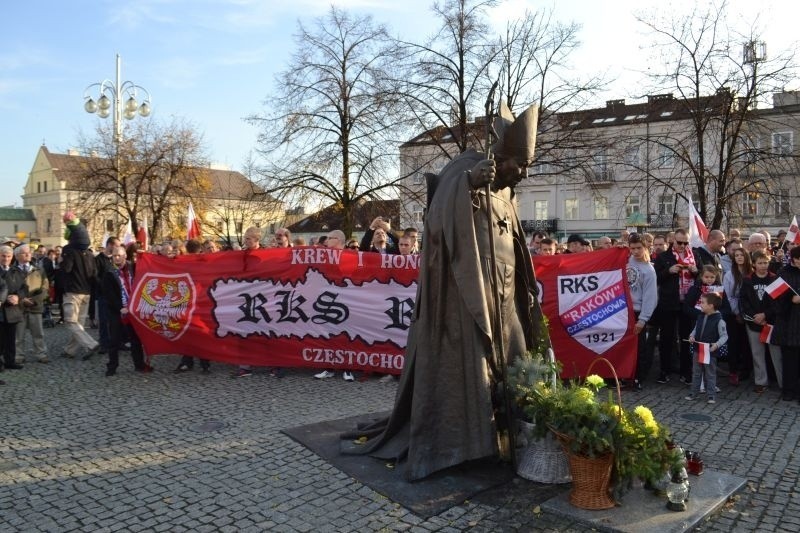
[129,248,418,374]
[532,247,636,379]
[129,246,636,377]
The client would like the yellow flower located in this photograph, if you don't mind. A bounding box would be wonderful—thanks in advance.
[634,405,659,433]
[585,374,605,389]
[573,387,596,404]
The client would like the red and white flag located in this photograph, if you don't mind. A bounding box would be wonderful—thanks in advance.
[765,277,793,299]
[687,194,709,249]
[759,324,774,344]
[122,219,134,245]
[786,215,800,246]
[187,202,201,240]
[136,214,149,250]
[696,342,711,364]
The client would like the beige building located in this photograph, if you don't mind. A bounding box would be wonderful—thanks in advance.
[400,91,799,241]
[22,145,284,247]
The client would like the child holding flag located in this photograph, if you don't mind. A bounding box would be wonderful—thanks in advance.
[686,292,728,404]
[772,246,800,402]
[740,251,782,394]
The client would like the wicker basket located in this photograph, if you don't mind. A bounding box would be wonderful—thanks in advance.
[564,450,615,509]
[516,429,572,484]
[550,357,622,510]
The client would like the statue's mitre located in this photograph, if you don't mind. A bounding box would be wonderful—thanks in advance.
[493,103,539,165]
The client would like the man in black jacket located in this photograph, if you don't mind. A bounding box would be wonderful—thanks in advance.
[693,229,725,279]
[652,229,699,383]
[101,246,146,376]
[60,218,100,360]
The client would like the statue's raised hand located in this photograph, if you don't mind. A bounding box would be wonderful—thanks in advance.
[468,159,496,189]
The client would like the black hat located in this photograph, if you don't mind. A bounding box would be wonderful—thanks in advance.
[567,233,585,244]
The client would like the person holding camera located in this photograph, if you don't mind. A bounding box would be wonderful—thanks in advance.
[359,216,399,254]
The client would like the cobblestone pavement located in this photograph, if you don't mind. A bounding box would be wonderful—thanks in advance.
[2,323,799,532]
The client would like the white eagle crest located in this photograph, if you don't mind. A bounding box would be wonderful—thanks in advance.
[137,278,191,338]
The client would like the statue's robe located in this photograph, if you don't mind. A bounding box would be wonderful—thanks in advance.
[342,150,544,480]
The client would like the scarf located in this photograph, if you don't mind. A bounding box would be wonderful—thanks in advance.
[673,246,696,301]
[115,265,133,307]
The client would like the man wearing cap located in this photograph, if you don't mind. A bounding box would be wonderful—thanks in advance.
[343,103,549,480]
[565,234,586,253]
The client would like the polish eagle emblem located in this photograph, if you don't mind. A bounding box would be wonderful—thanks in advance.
[132,273,196,340]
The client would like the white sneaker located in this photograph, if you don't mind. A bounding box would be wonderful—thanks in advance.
[343,372,355,382]
[314,370,335,379]
[378,374,395,383]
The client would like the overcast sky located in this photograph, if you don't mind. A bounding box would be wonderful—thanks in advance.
[1,0,796,207]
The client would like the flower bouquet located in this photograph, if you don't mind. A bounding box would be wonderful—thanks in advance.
[515,357,683,508]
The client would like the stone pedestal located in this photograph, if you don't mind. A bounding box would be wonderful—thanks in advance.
[540,469,747,533]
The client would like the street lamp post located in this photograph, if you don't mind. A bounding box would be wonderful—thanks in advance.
[83,54,152,235]
[83,54,152,145]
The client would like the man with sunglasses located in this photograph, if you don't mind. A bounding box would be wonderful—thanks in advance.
[653,228,699,384]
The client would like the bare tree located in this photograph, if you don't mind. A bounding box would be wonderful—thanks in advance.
[247,7,408,238]
[494,8,609,181]
[396,0,498,158]
[75,118,210,241]
[635,0,797,229]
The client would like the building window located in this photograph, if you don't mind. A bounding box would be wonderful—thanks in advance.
[235,222,243,234]
[533,160,550,175]
[592,149,611,180]
[46,218,52,233]
[565,198,579,220]
[658,144,675,168]
[657,193,674,215]
[105,219,114,232]
[690,144,700,165]
[216,220,224,232]
[44,182,47,192]
[413,207,424,224]
[534,200,548,220]
[772,131,793,156]
[625,195,641,217]
[13,224,18,233]
[623,146,640,167]
[37,183,41,193]
[413,173,424,185]
[742,192,759,217]
[253,219,261,228]
[775,189,791,216]
[594,197,609,219]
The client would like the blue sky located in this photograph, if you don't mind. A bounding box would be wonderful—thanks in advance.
[1,0,796,207]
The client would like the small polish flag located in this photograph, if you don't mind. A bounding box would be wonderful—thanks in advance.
[765,277,792,299]
[759,324,774,344]
[696,342,711,364]
[786,216,800,245]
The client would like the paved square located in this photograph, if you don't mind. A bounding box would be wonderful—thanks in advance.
[2,324,798,531]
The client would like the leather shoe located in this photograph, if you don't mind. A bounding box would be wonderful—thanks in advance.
[105,369,116,377]
[5,364,23,370]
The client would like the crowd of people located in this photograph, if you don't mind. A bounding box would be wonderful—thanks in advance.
[0,214,421,385]
[2,212,799,402]
[528,226,800,403]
